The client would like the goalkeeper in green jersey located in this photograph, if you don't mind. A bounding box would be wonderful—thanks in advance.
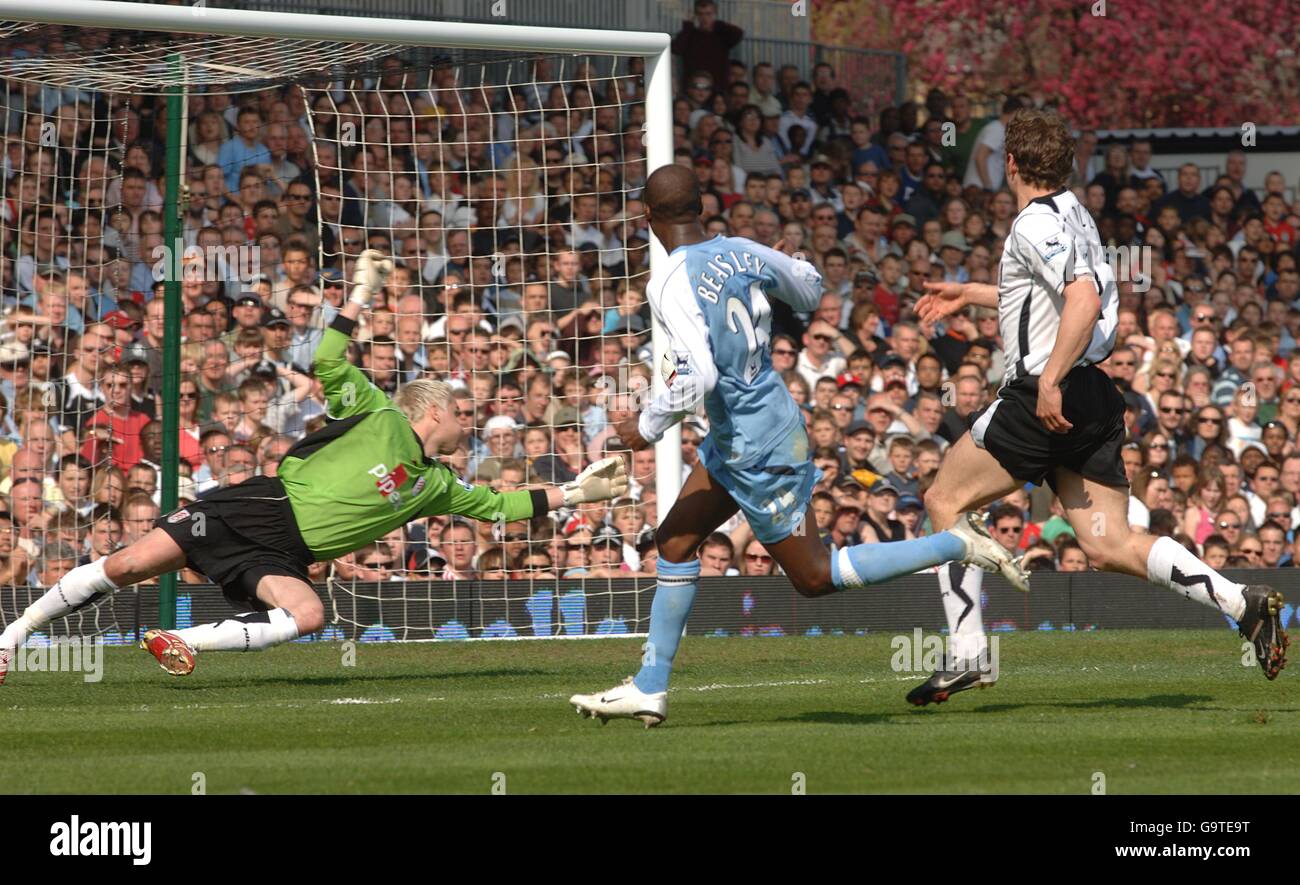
[0,251,627,681]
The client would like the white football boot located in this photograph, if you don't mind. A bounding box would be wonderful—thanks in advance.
[570,676,667,728]
[949,511,1031,593]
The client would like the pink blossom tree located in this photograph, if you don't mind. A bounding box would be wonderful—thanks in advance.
[813,0,1300,127]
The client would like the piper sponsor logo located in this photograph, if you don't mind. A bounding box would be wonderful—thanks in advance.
[368,463,408,509]
[50,815,151,865]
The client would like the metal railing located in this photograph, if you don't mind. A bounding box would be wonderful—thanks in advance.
[206,0,809,40]
[141,0,905,107]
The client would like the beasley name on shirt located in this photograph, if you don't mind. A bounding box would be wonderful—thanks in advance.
[693,248,769,303]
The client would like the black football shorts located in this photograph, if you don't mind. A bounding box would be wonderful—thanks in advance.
[966,364,1129,494]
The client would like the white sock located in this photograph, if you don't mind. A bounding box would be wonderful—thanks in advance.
[938,562,987,666]
[1146,536,1246,620]
[0,559,118,648]
[172,608,301,652]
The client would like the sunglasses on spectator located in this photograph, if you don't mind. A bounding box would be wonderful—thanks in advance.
[745,553,772,562]
[362,559,393,569]
[773,348,797,357]
[1198,416,1223,425]
[997,524,1023,533]
[1159,406,1185,414]
[1268,511,1291,520]
[1218,520,1241,529]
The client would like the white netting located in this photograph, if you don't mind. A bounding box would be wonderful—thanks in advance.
[301,54,662,631]
[0,23,663,640]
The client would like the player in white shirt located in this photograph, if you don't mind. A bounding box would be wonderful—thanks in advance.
[914,110,1286,706]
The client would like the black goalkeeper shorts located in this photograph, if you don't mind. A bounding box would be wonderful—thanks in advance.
[155,475,316,611]
[966,363,1129,494]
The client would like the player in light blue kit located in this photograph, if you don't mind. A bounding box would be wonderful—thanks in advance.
[569,165,1028,726]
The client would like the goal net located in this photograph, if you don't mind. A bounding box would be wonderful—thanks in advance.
[0,4,676,643]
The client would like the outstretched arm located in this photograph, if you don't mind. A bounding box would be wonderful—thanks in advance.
[437,457,630,521]
[916,280,999,320]
[314,250,394,419]
[754,239,824,312]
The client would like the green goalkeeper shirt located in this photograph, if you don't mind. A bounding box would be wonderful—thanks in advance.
[276,315,540,561]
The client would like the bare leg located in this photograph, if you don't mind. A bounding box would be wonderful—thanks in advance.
[655,462,741,563]
[104,529,187,585]
[167,574,323,656]
[923,433,1022,531]
[1051,469,1153,576]
[766,507,836,596]
[1,530,186,651]
[1055,467,1245,617]
[254,574,326,636]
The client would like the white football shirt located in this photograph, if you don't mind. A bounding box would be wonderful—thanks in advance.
[997,187,1118,386]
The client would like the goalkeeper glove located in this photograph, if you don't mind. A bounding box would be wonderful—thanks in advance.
[349,249,395,307]
[561,456,629,507]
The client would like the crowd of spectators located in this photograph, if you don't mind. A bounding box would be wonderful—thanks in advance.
[3,8,1300,589]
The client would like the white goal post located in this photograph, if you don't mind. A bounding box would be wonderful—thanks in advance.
[0,0,682,515]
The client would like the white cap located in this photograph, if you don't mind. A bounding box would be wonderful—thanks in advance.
[481,415,520,438]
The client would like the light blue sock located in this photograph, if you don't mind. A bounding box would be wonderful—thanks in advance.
[633,557,699,695]
[831,532,966,589]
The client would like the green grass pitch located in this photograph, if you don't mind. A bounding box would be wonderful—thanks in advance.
[3,631,1295,794]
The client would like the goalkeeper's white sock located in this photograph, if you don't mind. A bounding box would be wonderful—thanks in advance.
[938,562,987,667]
[1146,536,1246,620]
[171,608,301,652]
[0,559,118,649]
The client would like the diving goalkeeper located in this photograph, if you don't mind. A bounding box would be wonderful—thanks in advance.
[0,251,627,681]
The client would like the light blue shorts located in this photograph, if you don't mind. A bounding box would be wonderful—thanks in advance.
[699,426,822,545]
